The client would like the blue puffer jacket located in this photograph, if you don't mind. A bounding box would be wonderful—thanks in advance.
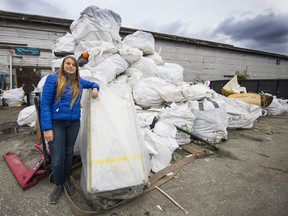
[40,74,100,131]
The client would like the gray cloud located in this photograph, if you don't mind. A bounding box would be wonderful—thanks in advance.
[213,11,288,54]
[1,0,68,18]
[156,20,192,36]
[133,19,191,36]
[134,10,288,55]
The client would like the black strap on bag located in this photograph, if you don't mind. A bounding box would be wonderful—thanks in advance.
[198,99,219,111]
[34,96,51,172]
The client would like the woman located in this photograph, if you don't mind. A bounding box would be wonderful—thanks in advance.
[40,55,100,204]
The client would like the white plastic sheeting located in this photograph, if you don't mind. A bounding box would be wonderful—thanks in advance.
[143,124,178,172]
[136,110,158,129]
[222,75,247,94]
[79,84,150,205]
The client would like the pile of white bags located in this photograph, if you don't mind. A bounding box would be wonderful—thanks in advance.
[28,4,286,209]
[3,86,25,107]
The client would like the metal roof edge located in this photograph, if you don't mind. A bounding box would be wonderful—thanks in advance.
[0,10,72,26]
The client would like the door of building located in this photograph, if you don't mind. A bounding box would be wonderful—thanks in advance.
[16,66,41,93]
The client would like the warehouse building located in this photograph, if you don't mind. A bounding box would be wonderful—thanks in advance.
[0,10,287,96]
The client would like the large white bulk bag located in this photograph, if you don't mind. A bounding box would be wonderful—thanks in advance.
[79,84,150,209]
[181,82,216,101]
[156,62,184,86]
[123,30,155,55]
[71,6,122,44]
[52,33,76,54]
[132,77,185,109]
[188,98,228,143]
[118,43,143,64]
[89,54,129,84]
[125,57,158,77]
[264,96,287,116]
[220,96,262,129]
[2,87,25,107]
[17,105,37,126]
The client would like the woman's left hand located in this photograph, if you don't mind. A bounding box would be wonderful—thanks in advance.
[92,88,98,99]
[44,130,54,142]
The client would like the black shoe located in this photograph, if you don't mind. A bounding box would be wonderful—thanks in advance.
[64,178,75,195]
[50,185,63,204]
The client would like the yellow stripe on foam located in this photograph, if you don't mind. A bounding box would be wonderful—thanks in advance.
[92,155,141,165]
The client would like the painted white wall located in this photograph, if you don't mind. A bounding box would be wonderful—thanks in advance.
[155,41,288,82]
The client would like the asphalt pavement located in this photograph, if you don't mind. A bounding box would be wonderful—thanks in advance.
[0,106,288,216]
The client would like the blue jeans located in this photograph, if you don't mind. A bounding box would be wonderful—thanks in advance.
[48,119,80,186]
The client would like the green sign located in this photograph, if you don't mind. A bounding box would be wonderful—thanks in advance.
[15,47,40,56]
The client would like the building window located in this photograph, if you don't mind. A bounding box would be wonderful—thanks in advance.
[276,59,281,65]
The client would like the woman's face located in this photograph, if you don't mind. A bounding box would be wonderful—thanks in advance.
[63,58,77,74]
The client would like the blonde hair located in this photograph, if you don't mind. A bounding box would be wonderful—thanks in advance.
[57,56,80,108]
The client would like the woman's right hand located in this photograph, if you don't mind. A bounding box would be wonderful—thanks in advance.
[92,88,99,99]
[44,130,54,142]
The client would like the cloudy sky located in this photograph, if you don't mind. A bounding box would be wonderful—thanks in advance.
[1,0,288,55]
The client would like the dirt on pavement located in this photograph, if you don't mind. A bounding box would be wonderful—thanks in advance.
[0,105,288,216]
